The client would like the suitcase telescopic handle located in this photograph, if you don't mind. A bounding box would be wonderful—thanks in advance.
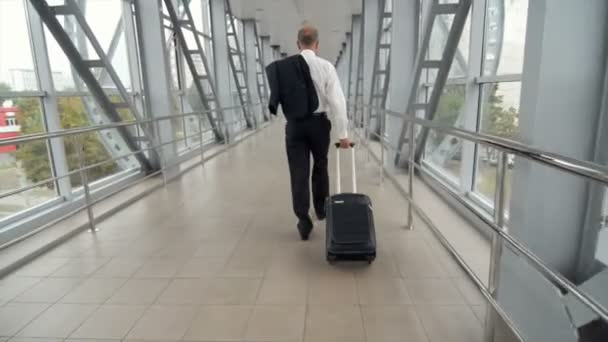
[334,142,357,194]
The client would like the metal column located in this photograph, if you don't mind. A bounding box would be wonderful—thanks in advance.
[25,1,72,199]
[224,0,254,129]
[209,0,234,142]
[132,0,177,175]
[243,19,262,125]
[362,0,383,136]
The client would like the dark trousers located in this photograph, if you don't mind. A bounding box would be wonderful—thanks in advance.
[285,115,331,221]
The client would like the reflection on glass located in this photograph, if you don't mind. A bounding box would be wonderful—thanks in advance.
[0,97,57,219]
[0,0,38,91]
[483,0,528,75]
[475,82,521,203]
[424,85,465,184]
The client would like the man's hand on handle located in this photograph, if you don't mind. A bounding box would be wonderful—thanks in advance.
[338,138,354,149]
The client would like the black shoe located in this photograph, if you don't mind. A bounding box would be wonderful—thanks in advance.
[297,217,313,240]
[316,211,326,221]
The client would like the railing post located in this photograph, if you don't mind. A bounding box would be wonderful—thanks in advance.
[198,113,206,168]
[484,150,509,342]
[75,135,97,232]
[155,119,168,187]
[380,109,385,184]
[366,106,371,162]
[407,118,415,230]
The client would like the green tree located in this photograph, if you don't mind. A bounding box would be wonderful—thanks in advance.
[480,84,520,161]
[432,85,465,146]
[14,97,119,188]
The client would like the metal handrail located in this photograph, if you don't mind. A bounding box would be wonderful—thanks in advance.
[353,102,608,185]
[0,104,271,253]
[0,104,248,147]
[0,103,262,217]
[350,101,608,324]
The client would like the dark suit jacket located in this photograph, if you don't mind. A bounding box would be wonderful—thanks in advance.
[265,55,319,121]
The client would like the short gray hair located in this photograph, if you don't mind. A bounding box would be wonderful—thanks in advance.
[298,25,318,46]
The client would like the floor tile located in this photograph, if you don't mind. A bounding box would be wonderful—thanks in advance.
[265,253,314,279]
[304,305,365,342]
[194,240,238,258]
[245,305,306,341]
[107,279,169,305]
[175,257,228,278]
[17,304,98,338]
[361,306,429,342]
[220,254,270,278]
[0,277,42,305]
[8,338,63,342]
[50,259,110,278]
[257,277,308,305]
[92,258,146,278]
[60,278,126,304]
[70,305,146,339]
[471,305,486,323]
[417,305,483,342]
[395,249,448,278]
[184,305,252,341]
[352,252,400,279]
[13,278,83,303]
[14,258,72,277]
[308,275,358,305]
[156,279,209,305]
[357,278,412,305]
[0,124,497,342]
[132,259,184,278]
[155,241,201,259]
[126,305,199,340]
[404,278,465,305]
[0,303,49,336]
[455,277,486,306]
[201,278,261,305]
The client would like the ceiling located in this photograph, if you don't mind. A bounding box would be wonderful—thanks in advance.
[230,0,362,61]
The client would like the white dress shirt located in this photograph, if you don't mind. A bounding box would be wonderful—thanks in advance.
[300,49,348,139]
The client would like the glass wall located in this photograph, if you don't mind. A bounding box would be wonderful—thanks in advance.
[0,96,57,220]
[0,0,258,243]
[0,1,58,221]
[419,0,528,213]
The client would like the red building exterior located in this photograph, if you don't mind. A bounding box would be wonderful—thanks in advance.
[0,105,21,153]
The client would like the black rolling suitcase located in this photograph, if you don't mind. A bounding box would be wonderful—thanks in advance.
[325,143,376,264]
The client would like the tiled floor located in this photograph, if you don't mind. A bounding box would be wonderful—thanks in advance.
[0,123,506,341]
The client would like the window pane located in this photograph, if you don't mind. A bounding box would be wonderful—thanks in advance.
[427,4,470,79]
[0,0,38,91]
[57,97,139,188]
[475,82,521,203]
[0,97,57,220]
[44,1,132,91]
[423,84,466,184]
[483,0,528,75]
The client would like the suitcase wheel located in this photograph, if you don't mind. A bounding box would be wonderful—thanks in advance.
[366,255,375,264]
[326,254,337,264]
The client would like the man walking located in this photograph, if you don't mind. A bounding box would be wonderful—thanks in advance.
[266,25,351,240]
